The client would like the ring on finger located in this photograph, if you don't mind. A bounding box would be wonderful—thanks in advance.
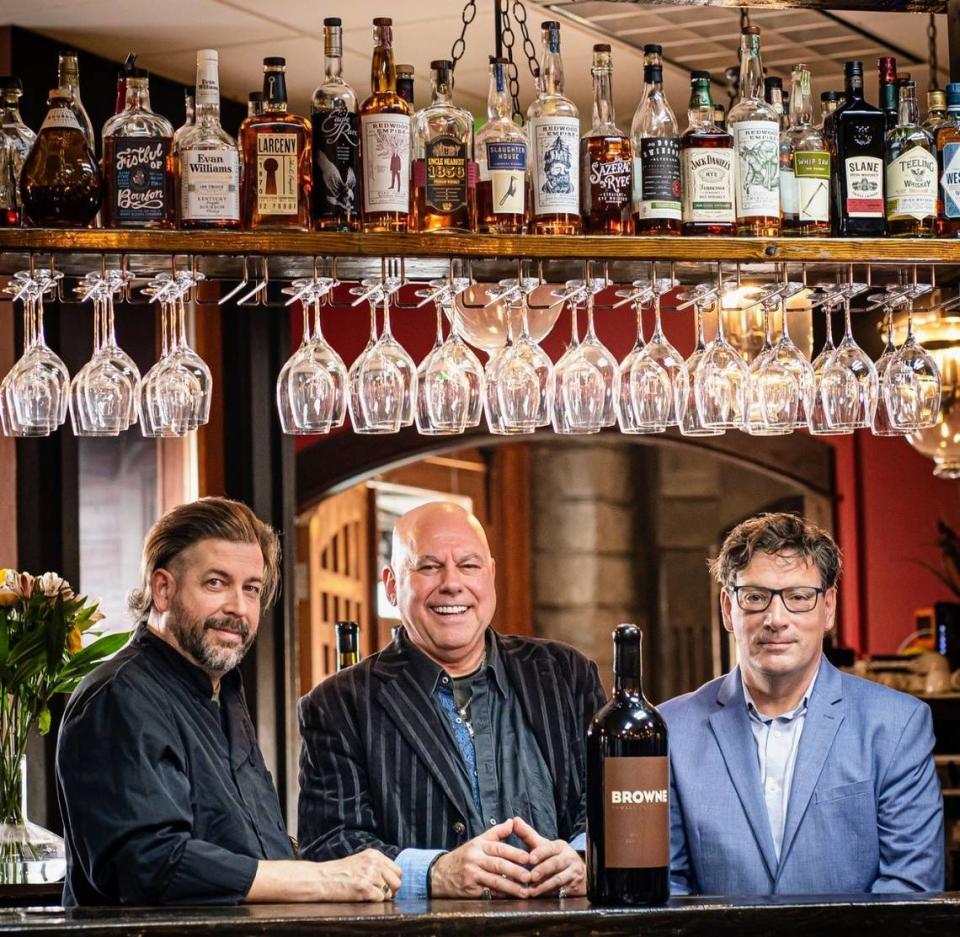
[481,887,492,900]
[558,885,567,900]
[381,882,391,898]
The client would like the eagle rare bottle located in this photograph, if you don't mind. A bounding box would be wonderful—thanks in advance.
[586,623,669,906]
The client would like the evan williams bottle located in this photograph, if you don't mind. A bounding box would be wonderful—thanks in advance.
[240,57,312,230]
[587,624,669,906]
[360,17,411,232]
[580,44,631,234]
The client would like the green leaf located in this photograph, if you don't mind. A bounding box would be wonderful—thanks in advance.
[46,594,67,674]
[56,632,130,684]
[0,609,8,666]
[37,706,51,735]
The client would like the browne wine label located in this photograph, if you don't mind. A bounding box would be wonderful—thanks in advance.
[529,117,579,215]
[844,155,883,217]
[886,145,937,221]
[603,756,669,869]
[361,113,411,214]
[313,102,359,219]
[256,133,299,216]
[482,141,525,215]
[111,136,170,222]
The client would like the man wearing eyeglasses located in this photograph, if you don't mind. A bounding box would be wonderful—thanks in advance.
[661,512,943,896]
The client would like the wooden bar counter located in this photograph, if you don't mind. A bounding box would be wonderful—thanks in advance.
[0,894,957,936]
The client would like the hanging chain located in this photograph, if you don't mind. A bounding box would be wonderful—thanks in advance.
[451,0,477,71]
[928,13,940,91]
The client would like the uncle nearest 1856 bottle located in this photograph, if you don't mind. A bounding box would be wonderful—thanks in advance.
[587,623,669,906]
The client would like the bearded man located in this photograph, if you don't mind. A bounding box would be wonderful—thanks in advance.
[56,497,400,906]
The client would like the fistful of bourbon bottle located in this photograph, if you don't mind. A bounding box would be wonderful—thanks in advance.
[240,57,312,231]
[587,624,669,906]
[360,18,412,233]
[335,620,360,671]
[580,44,631,235]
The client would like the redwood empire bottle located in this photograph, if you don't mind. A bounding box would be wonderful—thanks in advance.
[587,624,669,906]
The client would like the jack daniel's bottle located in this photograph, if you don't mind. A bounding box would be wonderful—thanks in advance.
[312,18,360,231]
[587,624,669,906]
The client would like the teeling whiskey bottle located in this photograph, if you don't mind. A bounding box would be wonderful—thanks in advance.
[335,621,360,671]
[587,624,669,906]
[885,80,937,238]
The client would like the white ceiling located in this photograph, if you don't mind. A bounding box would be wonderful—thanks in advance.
[0,0,951,130]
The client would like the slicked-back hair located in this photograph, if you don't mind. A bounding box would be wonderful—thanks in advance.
[709,512,842,591]
[128,497,281,622]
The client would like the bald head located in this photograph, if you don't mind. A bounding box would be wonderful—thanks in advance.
[384,502,496,676]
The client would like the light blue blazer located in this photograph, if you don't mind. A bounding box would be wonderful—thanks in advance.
[660,658,944,895]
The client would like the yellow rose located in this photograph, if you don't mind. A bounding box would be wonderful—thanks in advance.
[67,625,83,656]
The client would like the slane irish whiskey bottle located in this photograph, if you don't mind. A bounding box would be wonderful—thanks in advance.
[680,71,734,236]
[240,57,312,230]
[360,18,411,233]
[885,80,937,237]
[587,624,669,906]
[581,44,631,235]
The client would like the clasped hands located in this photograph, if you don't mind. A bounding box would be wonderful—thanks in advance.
[428,816,585,899]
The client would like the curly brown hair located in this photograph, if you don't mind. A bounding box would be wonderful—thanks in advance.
[128,497,281,622]
[709,512,842,590]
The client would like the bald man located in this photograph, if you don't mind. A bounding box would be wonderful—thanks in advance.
[298,503,606,901]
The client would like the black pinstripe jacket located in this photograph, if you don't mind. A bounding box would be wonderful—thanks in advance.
[297,629,607,860]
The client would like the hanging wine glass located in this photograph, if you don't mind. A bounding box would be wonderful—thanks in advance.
[636,289,683,428]
[415,296,470,435]
[484,316,539,435]
[616,293,668,434]
[170,276,212,427]
[552,296,604,435]
[808,295,853,436]
[744,299,796,436]
[375,293,416,427]
[347,298,404,435]
[675,287,723,437]
[882,293,942,432]
[762,296,814,429]
[821,297,879,431]
[872,301,910,437]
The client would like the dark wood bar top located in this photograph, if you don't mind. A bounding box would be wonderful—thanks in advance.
[0,893,957,936]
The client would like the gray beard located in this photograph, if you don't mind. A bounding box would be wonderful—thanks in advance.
[169,594,254,676]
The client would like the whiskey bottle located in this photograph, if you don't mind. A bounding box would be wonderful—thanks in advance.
[177,50,240,230]
[0,77,36,218]
[172,87,194,151]
[102,67,174,229]
[312,17,360,231]
[819,91,841,130]
[57,51,95,153]
[476,56,526,234]
[396,65,415,109]
[20,88,100,227]
[412,59,475,233]
[878,57,898,130]
[335,621,360,671]
[239,57,312,231]
[680,71,734,236]
[922,89,947,137]
[714,103,727,132]
[114,53,137,116]
[936,82,960,237]
[780,64,830,236]
[828,60,886,236]
[728,26,780,236]
[885,80,937,237]
[631,44,681,235]
[764,76,786,130]
[359,18,411,233]
[581,44,631,235]
[527,21,580,234]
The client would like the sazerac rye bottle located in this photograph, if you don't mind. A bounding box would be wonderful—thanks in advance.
[580,44,631,235]
[631,45,681,235]
[360,18,411,233]
[587,624,669,906]
[476,56,527,234]
[729,26,781,236]
[527,21,580,234]
[680,71,735,236]
[102,67,174,229]
[885,80,937,237]
[312,17,360,231]
[412,59,475,233]
[239,58,312,230]
[177,52,239,230]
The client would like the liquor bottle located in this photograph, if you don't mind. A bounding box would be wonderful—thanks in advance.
[936,82,960,236]
[396,65,415,109]
[177,50,240,230]
[923,89,947,137]
[728,26,780,236]
[885,80,937,237]
[780,64,830,236]
[527,21,580,234]
[580,44,631,235]
[680,71,734,236]
[878,56,898,130]
[764,76,786,129]
[57,51,95,153]
[829,61,886,236]
[312,17,361,231]
[102,67,175,229]
[631,44,681,235]
[819,91,841,130]
[247,92,263,118]
[476,56,526,234]
[0,139,17,226]
[359,18,411,233]
[20,88,100,227]
[172,87,195,151]
[586,624,669,906]
[114,53,137,115]
[412,59,475,233]
[239,57,312,231]
[335,621,360,671]
[714,103,726,132]
[0,77,36,218]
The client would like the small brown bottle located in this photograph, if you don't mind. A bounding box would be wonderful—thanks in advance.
[20,88,100,227]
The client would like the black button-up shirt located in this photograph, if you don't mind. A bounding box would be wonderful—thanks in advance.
[56,625,294,906]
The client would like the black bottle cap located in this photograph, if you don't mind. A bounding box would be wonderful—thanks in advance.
[821,90,840,102]
[844,60,864,77]
[593,43,611,53]
[324,17,342,26]
[0,76,23,93]
[248,91,263,102]
[126,66,148,79]
[743,25,760,35]
[690,70,711,81]
[644,43,662,54]
[613,624,643,679]
[541,20,560,29]
[489,56,509,65]
[335,621,359,653]
[430,59,453,71]
[764,76,782,91]
[373,17,392,26]
[263,56,286,67]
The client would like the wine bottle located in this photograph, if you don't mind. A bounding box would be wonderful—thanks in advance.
[586,623,669,906]
[335,620,360,671]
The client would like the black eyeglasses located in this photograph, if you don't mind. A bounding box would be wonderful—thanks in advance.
[729,585,826,613]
